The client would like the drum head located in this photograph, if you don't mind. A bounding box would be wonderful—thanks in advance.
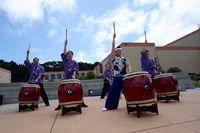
[124,71,149,79]
[59,79,80,85]
[21,84,40,88]
[154,73,174,79]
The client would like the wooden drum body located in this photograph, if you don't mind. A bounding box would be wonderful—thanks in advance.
[58,79,83,115]
[123,72,158,117]
[18,84,40,112]
[153,73,180,102]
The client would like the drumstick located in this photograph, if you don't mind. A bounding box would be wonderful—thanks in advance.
[113,22,115,34]
[28,43,31,51]
[144,31,147,44]
[65,29,67,40]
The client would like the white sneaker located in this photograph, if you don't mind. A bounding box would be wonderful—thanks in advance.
[102,108,107,111]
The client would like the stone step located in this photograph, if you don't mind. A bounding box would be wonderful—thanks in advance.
[0,79,104,104]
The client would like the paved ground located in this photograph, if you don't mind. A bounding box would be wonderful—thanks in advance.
[0,88,200,133]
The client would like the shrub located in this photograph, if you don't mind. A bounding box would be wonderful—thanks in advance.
[194,81,200,87]
[190,74,200,81]
[85,71,96,80]
[167,67,182,73]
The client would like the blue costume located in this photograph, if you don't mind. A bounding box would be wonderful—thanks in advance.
[104,56,127,110]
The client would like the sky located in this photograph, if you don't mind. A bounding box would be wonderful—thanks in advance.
[0,0,200,64]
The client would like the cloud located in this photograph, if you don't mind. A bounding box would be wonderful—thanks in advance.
[43,0,77,14]
[75,4,147,62]
[30,48,42,53]
[136,0,200,45]
[0,0,77,38]
[0,0,44,24]
[48,28,58,39]
[74,50,92,63]
[0,0,77,23]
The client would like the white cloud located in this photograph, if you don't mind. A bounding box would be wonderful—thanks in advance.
[30,48,42,53]
[144,0,200,45]
[48,28,58,38]
[133,0,158,6]
[0,0,44,24]
[0,0,77,24]
[74,50,92,63]
[46,48,55,53]
[75,4,148,62]
[74,0,200,63]
[43,0,77,14]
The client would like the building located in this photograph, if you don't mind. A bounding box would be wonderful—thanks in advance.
[44,70,95,81]
[0,67,11,83]
[156,29,200,73]
[95,28,200,76]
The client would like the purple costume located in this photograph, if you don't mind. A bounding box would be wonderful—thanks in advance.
[141,51,160,77]
[100,69,112,99]
[24,61,44,83]
[24,60,49,105]
[103,69,112,83]
[61,53,79,79]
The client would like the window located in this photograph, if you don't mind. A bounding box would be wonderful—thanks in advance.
[81,73,85,77]
[57,74,62,79]
[45,75,49,80]
[51,74,55,80]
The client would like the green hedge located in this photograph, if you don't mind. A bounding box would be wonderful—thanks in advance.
[167,67,182,73]
[188,73,200,81]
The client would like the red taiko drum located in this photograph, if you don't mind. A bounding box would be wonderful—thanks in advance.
[18,84,40,112]
[153,73,179,102]
[58,79,83,115]
[123,71,158,117]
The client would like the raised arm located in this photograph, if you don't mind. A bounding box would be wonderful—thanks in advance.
[125,59,132,73]
[142,31,147,52]
[64,39,67,55]
[111,33,116,60]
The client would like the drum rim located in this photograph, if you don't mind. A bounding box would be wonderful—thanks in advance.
[123,71,150,80]
[154,73,175,79]
[59,79,81,85]
[124,71,149,77]
[21,84,40,88]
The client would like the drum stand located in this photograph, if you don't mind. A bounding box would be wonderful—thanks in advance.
[60,103,82,116]
[126,100,159,118]
[157,90,180,103]
[19,102,38,112]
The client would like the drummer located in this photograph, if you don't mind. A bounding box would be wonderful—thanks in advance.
[141,45,160,78]
[55,39,88,110]
[100,63,112,99]
[102,32,131,111]
[24,50,50,106]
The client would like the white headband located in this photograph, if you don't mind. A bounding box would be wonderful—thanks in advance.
[115,48,122,51]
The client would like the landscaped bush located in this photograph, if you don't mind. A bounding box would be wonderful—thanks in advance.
[190,73,200,81]
[167,67,182,73]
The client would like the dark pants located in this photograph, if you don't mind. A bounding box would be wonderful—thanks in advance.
[38,83,49,105]
[100,83,110,99]
[105,76,123,110]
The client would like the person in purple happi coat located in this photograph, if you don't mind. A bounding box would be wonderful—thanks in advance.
[141,45,160,78]
[24,50,49,106]
[100,63,112,99]
[55,39,88,110]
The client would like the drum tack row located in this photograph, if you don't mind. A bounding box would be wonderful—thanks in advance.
[18,72,180,118]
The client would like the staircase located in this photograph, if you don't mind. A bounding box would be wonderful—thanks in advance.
[172,72,194,91]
